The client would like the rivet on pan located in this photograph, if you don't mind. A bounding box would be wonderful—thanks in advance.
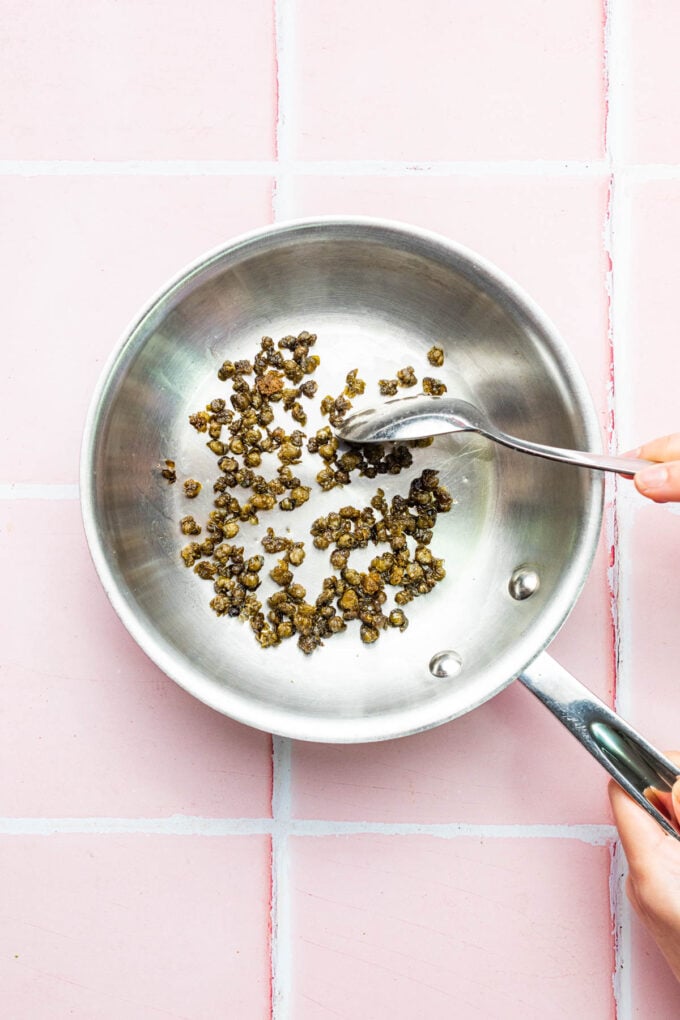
[509,566,540,601]
[429,650,463,679]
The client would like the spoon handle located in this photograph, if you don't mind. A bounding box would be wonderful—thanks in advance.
[484,427,652,477]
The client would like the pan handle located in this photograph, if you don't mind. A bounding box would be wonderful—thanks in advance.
[518,652,680,838]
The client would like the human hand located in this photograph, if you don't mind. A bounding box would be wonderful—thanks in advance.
[609,760,680,983]
[632,435,680,503]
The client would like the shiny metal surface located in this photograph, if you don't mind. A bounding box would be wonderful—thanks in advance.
[81,216,680,833]
[508,566,541,601]
[81,217,605,743]
[337,394,652,476]
[520,656,680,838]
[429,650,464,679]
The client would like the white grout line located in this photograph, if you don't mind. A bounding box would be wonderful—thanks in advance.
[270,4,297,1014]
[623,163,680,182]
[0,817,274,835]
[610,839,633,1019]
[614,490,638,723]
[0,815,616,843]
[605,0,629,171]
[0,157,679,182]
[3,158,680,180]
[606,0,635,719]
[288,820,616,844]
[0,161,278,176]
[272,0,297,222]
[0,159,607,178]
[279,159,608,178]
[271,737,293,1020]
[605,2,635,1017]
[0,483,79,500]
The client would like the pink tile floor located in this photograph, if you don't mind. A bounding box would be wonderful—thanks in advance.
[1,1,679,1016]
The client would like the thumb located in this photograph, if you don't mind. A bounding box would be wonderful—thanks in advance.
[672,777,680,827]
[661,752,680,826]
[635,461,680,503]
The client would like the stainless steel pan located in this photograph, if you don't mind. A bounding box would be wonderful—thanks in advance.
[81,217,679,835]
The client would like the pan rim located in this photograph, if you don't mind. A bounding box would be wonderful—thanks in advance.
[80,215,604,743]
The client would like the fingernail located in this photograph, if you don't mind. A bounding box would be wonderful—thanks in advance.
[637,465,669,489]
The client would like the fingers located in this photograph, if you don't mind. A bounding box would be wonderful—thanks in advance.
[608,781,669,875]
[671,778,680,828]
[610,760,680,981]
[629,435,680,502]
[609,753,680,873]
[635,461,680,502]
[636,434,680,463]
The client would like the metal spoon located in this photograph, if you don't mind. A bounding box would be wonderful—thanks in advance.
[334,394,651,476]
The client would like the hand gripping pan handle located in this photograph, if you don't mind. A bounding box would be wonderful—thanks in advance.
[520,653,680,838]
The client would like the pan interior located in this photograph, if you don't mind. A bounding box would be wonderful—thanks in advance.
[84,222,602,741]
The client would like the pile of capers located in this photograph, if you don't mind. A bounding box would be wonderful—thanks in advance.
[169,333,452,655]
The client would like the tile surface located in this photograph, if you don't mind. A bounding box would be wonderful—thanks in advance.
[628,1,680,163]
[0,175,272,483]
[623,501,680,749]
[631,913,680,1018]
[1,0,679,1014]
[293,0,605,161]
[0,501,273,817]
[624,181,680,445]
[0,834,271,1019]
[289,835,614,1019]
[0,0,276,159]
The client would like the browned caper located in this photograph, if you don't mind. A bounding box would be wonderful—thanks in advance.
[360,624,380,644]
[270,561,293,587]
[183,479,202,499]
[241,573,261,590]
[194,561,217,580]
[422,376,447,396]
[396,366,417,388]
[287,582,307,602]
[180,515,201,536]
[180,542,202,567]
[344,368,366,398]
[330,549,348,570]
[189,411,210,432]
[388,609,408,631]
[339,589,359,612]
[161,459,177,483]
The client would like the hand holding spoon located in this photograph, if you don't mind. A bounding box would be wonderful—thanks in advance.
[334,394,651,477]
